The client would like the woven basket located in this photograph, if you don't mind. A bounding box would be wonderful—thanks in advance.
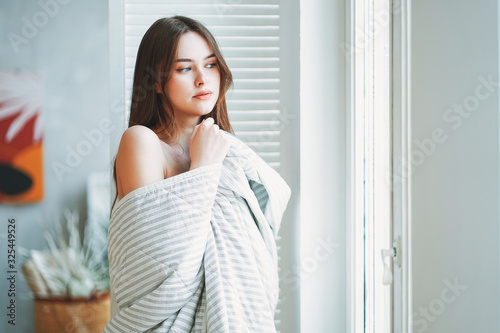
[34,293,110,333]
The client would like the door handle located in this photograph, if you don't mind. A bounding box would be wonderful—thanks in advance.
[381,236,401,285]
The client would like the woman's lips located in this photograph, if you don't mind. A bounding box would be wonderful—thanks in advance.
[193,91,212,100]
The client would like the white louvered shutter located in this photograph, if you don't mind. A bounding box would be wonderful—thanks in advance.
[125,1,282,171]
[124,1,284,331]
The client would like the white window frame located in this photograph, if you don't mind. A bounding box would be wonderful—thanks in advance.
[345,0,366,330]
[391,0,412,331]
[346,0,412,332]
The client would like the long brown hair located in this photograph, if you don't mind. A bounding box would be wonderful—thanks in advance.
[110,16,233,214]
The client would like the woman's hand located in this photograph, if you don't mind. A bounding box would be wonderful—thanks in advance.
[189,117,230,170]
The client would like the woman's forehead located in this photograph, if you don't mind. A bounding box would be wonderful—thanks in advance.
[176,31,214,61]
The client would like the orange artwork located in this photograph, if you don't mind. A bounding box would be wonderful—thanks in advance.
[0,72,44,203]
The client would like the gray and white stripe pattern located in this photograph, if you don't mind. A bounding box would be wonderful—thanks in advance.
[103,133,291,332]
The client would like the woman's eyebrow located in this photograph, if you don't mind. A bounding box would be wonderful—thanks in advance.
[175,53,216,62]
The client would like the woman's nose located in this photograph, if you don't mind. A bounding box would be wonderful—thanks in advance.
[195,68,207,86]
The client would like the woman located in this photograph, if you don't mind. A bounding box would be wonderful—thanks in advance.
[104,16,290,332]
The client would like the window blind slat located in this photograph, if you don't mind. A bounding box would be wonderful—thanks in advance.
[229,109,280,118]
[227,100,280,110]
[126,14,279,26]
[228,89,280,100]
[232,78,280,89]
[221,47,279,57]
[217,36,279,47]
[125,4,279,15]
[126,25,279,37]
[225,57,279,68]
[125,35,280,48]
[226,69,279,79]
[232,120,280,130]
[126,0,278,4]
[209,26,280,36]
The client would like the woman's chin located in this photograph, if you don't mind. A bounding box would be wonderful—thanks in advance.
[175,104,217,118]
[197,106,216,116]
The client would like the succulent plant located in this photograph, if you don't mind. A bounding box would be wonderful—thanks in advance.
[21,208,109,300]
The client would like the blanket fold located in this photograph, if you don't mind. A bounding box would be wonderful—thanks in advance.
[104,134,291,333]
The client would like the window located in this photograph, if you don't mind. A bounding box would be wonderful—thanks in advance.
[347,0,395,331]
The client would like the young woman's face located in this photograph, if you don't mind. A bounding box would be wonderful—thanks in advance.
[165,31,221,120]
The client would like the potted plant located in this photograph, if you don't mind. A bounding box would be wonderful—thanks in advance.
[21,208,110,333]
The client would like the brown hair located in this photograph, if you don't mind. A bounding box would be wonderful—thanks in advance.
[110,16,233,214]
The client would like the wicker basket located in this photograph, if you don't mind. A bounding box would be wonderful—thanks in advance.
[34,293,110,333]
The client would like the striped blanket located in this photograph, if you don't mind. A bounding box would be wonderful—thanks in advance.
[103,134,291,332]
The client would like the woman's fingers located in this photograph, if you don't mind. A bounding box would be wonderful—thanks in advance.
[191,124,200,139]
[204,117,214,127]
[189,117,230,170]
[191,117,214,140]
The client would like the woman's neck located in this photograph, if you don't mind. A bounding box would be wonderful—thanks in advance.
[169,115,202,155]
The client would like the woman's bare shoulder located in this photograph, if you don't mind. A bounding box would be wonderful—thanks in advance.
[116,125,166,200]
[121,124,159,141]
[118,125,164,157]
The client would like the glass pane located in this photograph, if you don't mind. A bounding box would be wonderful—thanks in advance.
[361,0,392,331]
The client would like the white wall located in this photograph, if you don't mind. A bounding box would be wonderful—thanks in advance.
[0,1,109,331]
[300,0,347,331]
[410,0,499,332]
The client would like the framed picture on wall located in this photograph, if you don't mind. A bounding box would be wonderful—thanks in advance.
[0,71,44,203]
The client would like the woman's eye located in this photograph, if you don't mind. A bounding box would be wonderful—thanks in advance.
[176,67,191,73]
[206,62,218,69]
